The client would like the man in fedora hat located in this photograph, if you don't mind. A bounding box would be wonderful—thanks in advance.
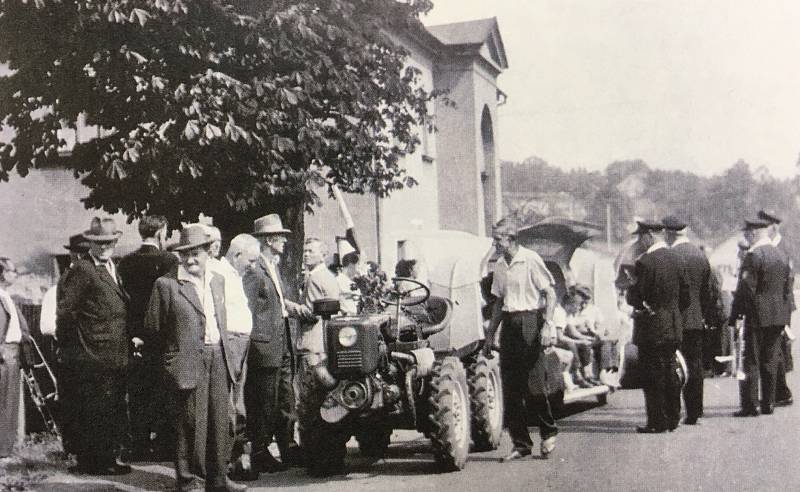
[758,209,794,407]
[626,220,688,433]
[662,215,723,425]
[243,214,310,474]
[730,218,792,417]
[57,217,132,474]
[40,234,91,339]
[145,224,247,492]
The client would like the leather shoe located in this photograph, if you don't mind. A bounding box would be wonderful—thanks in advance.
[733,408,759,417]
[683,417,699,425]
[501,449,531,462]
[75,462,132,475]
[253,452,288,473]
[206,479,247,492]
[636,426,666,434]
[540,436,556,458]
[761,404,774,415]
[228,467,260,481]
[775,397,793,407]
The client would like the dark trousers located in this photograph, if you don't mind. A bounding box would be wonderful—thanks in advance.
[0,343,22,457]
[639,343,681,431]
[681,330,704,421]
[129,352,175,455]
[59,364,127,466]
[739,325,783,412]
[500,311,557,453]
[244,351,296,459]
[775,333,793,402]
[175,343,232,490]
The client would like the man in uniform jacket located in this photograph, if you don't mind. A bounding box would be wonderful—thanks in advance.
[56,218,132,475]
[243,214,310,474]
[730,218,793,416]
[663,215,723,425]
[144,224,246,492]
[758,209,794,407]
[117,214,178,458]
[626,220,689,433]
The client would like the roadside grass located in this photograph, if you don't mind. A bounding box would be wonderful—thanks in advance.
[0,433,71,491]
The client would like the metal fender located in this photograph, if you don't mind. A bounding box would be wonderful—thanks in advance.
[410,347,436,377]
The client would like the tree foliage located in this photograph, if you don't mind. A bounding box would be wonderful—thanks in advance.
[0,0,436,226]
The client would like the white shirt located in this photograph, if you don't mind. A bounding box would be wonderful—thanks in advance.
[772,233,783,247]
[671,236,690,247]
[646,241,668,254]
[177,266,221,344]
[491,246,555,313]
[0,288,21,343]
[90,252,117,283]
[40,284,58,337]
[748,236,773,253]
[208,257,252,335]
[263,254,288,318]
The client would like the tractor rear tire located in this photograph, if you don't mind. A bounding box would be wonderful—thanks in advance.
[427,356,471,471]
[467,354,503,451]
[297,364,348,477]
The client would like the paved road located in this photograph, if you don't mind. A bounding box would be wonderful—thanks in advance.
[41,362,799,492]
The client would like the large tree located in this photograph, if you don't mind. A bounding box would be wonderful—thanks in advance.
[0,0,437,290]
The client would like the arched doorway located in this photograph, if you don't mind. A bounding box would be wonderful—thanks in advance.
[480,105,496,235]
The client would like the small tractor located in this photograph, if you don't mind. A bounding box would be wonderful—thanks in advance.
[299,230,503,474]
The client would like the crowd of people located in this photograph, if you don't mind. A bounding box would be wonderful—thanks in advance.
[0,205,794,489]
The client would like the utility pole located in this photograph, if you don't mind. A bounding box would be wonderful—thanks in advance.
[606,202,612,251]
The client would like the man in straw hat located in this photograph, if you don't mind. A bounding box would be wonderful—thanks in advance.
[625,220,688,433]
[483,218,559,460]
[242,214,311,475]
[729,217,792,417]
[145,224,247,491]
[57,217,132,474]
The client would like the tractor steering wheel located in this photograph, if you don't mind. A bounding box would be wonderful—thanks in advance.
[382,277,431,307]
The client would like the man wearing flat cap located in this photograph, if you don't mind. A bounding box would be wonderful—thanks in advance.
[626,220,689,433]
[729,218,792,416]
[57,217,132,474]
[145,224,247,492]
[757,210,794,407]
[663,215,723,425]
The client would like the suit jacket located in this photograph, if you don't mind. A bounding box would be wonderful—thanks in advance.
[730,243,792,328]
[775,237,796,313]
[297,263,341,354]
[672,241,718,331]
[56,258,130,370]
[118,244,178,339]
[627,245,688,347]
[145,269,244,390]
[243,256,291,368]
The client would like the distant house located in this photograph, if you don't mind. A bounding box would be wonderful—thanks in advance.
[0,16,508,286]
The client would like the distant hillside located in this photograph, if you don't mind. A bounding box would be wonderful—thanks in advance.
[501,157,800,261]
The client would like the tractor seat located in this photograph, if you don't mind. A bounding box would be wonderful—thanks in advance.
[397,296,453,340]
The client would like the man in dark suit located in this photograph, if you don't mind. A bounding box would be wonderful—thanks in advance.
[145,224,246,492]
[57,217,132,475]
[730,218,793,416]
[627,220,688,433]
[758,209,794,407]
[243,214,310,474]
[118,215,178,458]
[663,215,723,425]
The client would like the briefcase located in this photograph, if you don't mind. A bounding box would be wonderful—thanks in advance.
[527,348,565,399]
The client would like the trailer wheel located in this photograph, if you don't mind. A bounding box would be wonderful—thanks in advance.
[428,356,471,471]
[467,354,503,451]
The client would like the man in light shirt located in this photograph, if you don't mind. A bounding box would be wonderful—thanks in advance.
[0,258,31,457]
[482,219,559,461]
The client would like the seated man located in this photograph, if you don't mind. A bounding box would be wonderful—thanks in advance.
[573,285,618,386]
[553,296,595,388]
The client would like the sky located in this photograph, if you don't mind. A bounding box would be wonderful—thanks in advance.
[423,0,800,179]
